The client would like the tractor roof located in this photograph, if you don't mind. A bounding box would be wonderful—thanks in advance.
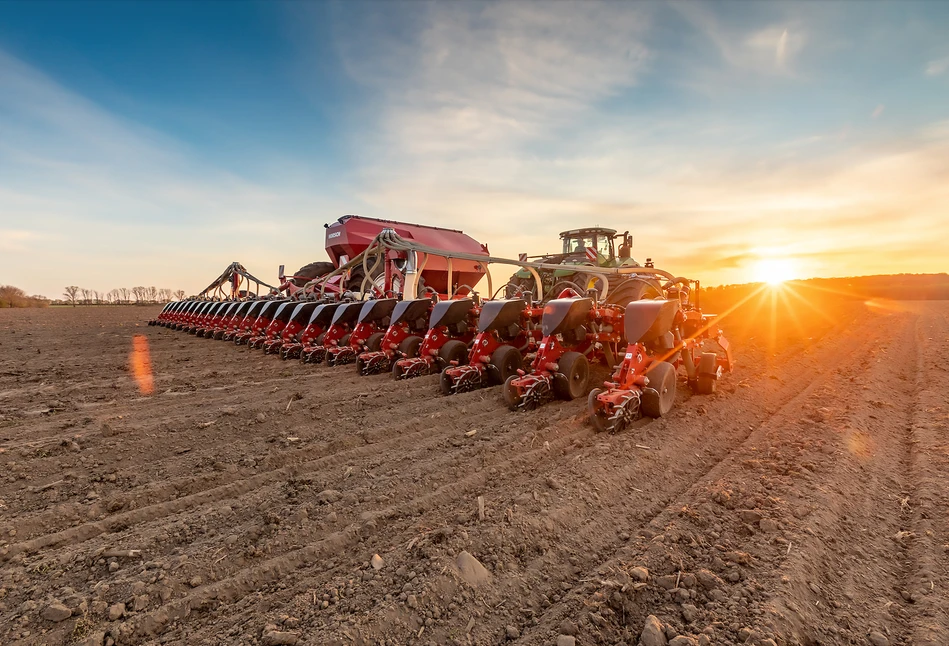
[559,227,617,238]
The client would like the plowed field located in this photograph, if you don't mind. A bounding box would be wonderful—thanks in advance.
[2,299,947,646]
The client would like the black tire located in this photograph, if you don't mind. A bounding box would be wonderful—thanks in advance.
[355,356,366,375]
[641,361,677,418]
[439,369,454,396]
[697,352,718,395]
[554,351,590,400]
[438,340,468,367]
[490,345,523,385]
[502,375,521,411]
[338,333,351,347]
[504,274,538,299]
[365,332,385,352]
[391,360,404,379]
[605,276,663,307]
[588,388,609,433]
[291,261,335,287]
[398,335,423,358]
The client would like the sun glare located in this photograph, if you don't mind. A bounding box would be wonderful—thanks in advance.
[754,258,795,285]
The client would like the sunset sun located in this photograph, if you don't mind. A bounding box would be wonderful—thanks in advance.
[754,258,796,285]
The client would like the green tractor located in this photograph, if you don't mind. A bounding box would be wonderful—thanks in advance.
[506,227,663,304]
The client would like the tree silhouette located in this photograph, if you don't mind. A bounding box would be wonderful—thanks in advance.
[64,286,80,307]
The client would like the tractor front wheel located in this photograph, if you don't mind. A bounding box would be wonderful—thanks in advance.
[641,361,677,418]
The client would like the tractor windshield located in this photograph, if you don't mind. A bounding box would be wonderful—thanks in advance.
[562,234,611,258]
[563,236,595,254]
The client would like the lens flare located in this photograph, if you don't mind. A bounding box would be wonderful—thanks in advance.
[130,335,155,395]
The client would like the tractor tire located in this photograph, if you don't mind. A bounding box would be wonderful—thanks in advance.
[398,335,423,358]
[502,375,521,411]
[365,332,385,352]
[439,370,454,396]
[554,351,590,400]
[504,274,540,300]
[696,352,718,395]
[641,361,677,418]
[490,345,523,385]
[587,388,610,433]
[605,275,663,307]
[292,261,335,287]
[438,340,468,368]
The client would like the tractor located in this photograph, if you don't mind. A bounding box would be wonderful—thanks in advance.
[506,227,652,302]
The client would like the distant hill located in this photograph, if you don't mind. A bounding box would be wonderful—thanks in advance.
[703,273,949,303]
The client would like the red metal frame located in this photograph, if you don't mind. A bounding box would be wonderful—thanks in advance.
[392,301,481,380]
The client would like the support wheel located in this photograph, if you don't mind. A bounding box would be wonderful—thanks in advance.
[398,335,423,358]
[641,361,677,418]
[553,351,589,400]
[490,345,522,385]
[365,332,385,352]
[588,388,610,433]
[439,370,454,396]
[696,352,718,395]
[438,340,468,368]
[502,375,521,411]
[391,360,405,380]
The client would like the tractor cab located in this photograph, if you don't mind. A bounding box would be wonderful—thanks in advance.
[558,227,635,266]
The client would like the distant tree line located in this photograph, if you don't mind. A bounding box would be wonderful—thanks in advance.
[54,286,187,307]
[0,285,51,308]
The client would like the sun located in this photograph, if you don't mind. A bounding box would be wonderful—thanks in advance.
[753,258,796,285]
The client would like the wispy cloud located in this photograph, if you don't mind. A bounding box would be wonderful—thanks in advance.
[926,56,949,76]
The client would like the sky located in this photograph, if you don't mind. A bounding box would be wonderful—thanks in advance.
[1,0,947,299]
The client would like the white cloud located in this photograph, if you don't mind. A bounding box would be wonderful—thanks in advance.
[925,56,949,76]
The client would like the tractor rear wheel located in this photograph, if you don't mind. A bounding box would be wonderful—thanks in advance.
[605,275,663,306]
[641,361,677,418]
[490,345,523,385]
[365,332,385,352]
[438,340,468,367]
[696,352,718,395]
[554,351,589,400]
[398,335,423,358]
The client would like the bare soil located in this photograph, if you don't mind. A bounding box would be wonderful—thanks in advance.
[1,300,947,646]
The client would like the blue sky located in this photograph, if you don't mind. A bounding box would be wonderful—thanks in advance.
[1,1,947,298]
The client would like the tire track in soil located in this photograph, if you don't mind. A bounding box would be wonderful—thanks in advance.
[506,307,922,646]
[0,385,575,556]
[495,306,904,646]
[165,306,885,644]
[896,304,949,645]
